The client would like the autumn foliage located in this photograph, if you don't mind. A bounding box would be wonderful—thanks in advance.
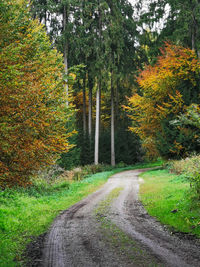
[126,43,200,158]
[0,0,74,187]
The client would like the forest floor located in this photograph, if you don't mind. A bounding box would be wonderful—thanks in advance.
[27,169,200,267]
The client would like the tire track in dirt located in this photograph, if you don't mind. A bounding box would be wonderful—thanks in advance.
[40,169,200,267]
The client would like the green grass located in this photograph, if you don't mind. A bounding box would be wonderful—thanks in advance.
[0,171,113,267]
[0,161,162,266]
[140,169,200,237]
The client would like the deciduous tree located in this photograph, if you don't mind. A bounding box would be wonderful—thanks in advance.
[0,0,74,187]
[126,43,200,158]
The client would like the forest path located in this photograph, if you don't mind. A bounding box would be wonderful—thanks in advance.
[41,170,200,267]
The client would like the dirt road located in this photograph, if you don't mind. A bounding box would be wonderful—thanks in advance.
[38,170,200,267]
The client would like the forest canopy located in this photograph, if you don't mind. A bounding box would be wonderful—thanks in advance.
[1,0,200,187]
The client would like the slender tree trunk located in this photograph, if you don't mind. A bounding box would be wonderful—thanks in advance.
[63,5,69,106]
[88,76,93,139]
[191,26,195,52]
[115,79,119,128]
[83,76,87,134]
[111,71,115,166]
[192,6,200,58]
[99,81,101,133]
[94,81,101,165]
[94,0,102,165]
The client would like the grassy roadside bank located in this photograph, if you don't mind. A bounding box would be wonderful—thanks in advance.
[139,169,200,237]
[0,162,161,266]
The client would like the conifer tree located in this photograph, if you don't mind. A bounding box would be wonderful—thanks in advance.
[31,0,139,166]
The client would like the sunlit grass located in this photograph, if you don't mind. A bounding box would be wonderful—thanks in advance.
[140,169,200,237]
[0,171,112,267]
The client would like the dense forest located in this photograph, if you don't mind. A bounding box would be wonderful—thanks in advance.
[1,0,200,188]
[1,1,200,266]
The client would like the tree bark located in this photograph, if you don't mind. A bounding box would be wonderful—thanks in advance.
[63,4,69,106]
[88,76,93,139]
[111,71,115,166]
[94,81,101,165]
[83,76,87,134]
[94,0,102,165]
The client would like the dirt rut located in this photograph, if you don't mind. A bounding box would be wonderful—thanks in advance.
[40,169,200,267]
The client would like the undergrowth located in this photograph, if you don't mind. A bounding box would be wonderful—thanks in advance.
[166,155,200,198]
[0,171,113,266]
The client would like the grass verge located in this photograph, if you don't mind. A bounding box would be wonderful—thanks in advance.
[140,169,200,237]
[0,161,161,266]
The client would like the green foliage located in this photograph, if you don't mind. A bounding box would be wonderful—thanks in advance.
[166,155,200,197]
[0,170,113,266]
[31,0,139,167]
[58,134,81,170]
[156,118,200,159]
[136,0,200,60]
[98,128,143,165]
[165,0,200,53]
[171,104,200,130]
[189,172,200,197]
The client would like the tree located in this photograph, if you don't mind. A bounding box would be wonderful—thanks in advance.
[126,43,200,158]
[0,0,74,187]
[135,0,200,60]
[104,0,137,166]
[165,0,200,55]
[172,104,200,130]
[93,0,108,165]
[31,0,141,166]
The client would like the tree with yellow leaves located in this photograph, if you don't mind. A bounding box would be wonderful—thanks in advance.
[0,0,74,187]
[125,43,200,159]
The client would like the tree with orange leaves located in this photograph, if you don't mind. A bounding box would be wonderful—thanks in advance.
[125,43,200,159]
[0,0,74,188]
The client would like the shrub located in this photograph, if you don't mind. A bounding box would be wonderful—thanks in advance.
[167,155,200,197]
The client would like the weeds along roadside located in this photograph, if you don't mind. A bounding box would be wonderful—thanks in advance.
[0,161,161,266]
[165,155,200,198]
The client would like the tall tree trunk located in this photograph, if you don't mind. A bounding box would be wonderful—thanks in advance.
[63,5,69,106]
[115,78,119,128]
[94,81,101,165]
[88,76,93,139]
[192,31,195,51]
[111,71,115,166]
[44,1,47,28]
[83,76,87,134]
[94,0,102,165]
